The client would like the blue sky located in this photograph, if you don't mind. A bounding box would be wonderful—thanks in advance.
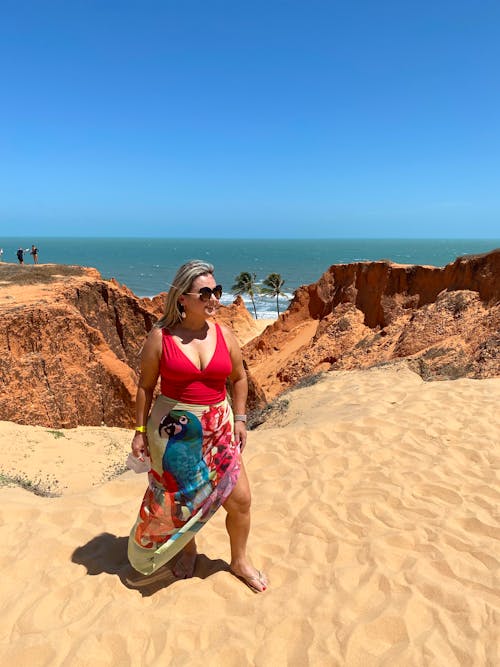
[1,0,499,238]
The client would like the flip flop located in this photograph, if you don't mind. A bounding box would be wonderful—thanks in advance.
[230,568,268,593]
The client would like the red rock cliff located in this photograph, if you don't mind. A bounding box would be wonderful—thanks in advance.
[0,265,264,428]
[244,249,500,400]
[0,266,161,428]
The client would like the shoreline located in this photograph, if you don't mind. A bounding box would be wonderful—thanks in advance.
[2,238,499,304]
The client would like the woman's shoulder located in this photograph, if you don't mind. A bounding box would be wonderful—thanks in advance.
[215,321,238,348]
[145,326,164,351]
[215,320,230,336]
[149,325,164,340]
[138,325,163,366]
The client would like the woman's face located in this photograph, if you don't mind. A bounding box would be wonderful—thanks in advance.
[182,273,220,318]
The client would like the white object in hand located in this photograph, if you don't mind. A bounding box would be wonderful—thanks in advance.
[126,452,151,473]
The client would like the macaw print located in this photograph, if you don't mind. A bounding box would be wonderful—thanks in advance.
[128,397,241,575]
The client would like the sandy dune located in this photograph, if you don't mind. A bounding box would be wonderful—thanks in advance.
[0,363,499,666]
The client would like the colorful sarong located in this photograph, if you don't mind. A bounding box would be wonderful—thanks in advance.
[128,395,241,575]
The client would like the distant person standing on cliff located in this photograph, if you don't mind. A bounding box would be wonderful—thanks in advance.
[0,248,3,261]
[30,245,39,264]
[16,248,25,264]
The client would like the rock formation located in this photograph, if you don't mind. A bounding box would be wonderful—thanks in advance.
[0,265,264,428]
[2,249,498,428]
[0,265,158,428]
[243,249,500,401]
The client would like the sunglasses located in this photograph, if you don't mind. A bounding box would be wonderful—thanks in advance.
[184,285,223,301]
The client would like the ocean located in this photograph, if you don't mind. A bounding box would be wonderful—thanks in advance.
[1,237,498,319]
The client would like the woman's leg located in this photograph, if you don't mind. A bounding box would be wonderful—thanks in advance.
[223,461,267,591]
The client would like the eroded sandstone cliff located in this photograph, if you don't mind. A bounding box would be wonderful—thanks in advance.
[0,266,158,427]
[2,250,498,427]
[243,249,500,401]
[0,265,263,428]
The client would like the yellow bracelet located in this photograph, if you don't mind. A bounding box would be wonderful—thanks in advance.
[135,425,147,433]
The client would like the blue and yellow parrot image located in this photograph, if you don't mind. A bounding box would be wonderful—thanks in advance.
[158,410,215,514]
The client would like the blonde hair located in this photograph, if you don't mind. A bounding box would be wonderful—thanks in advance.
[155,259,215,329]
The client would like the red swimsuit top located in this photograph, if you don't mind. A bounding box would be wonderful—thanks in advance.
[159,323,232,404]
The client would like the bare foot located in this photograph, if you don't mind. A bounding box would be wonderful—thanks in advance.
[230,562,268,592]
[172,540,198,579]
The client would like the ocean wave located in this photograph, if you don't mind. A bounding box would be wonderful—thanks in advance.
[138,292,287,320]
[220,292,290,319]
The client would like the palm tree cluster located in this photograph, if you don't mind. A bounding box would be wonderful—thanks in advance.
[232,271,287,318]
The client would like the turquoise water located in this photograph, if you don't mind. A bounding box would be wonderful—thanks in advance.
[1,237,498,318]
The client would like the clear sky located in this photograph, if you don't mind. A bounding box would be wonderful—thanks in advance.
[1,0,499,238]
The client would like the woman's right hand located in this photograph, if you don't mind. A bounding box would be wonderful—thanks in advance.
[131,431,150,459]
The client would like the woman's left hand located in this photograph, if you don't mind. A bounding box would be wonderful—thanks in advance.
[234,421,247,452]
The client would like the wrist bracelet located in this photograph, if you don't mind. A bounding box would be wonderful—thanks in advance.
[135,425,147,433]
[234,414,247,422]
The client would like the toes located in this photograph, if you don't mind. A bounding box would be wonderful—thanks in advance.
[252,570,268,591]
[230,567,268,592]
[257,570,268,588]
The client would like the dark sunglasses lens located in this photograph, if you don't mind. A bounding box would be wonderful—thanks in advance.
[198,285,222,301]
[198,287,212,301]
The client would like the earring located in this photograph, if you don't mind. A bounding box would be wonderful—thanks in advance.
[178,302,186,319]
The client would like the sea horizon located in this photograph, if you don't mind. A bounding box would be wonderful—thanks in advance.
[1,237,498,319]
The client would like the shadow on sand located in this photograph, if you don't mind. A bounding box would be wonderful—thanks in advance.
[71,532,230,597]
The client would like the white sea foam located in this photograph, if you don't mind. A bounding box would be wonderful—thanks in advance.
[220,291,288,320]
[5,238,498,307]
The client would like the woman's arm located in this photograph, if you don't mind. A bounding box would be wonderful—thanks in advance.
[131,327,162,458]
[220,324,248,450]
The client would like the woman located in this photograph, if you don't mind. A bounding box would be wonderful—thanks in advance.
[128,260,267,592]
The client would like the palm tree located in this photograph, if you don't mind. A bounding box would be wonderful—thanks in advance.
[232,271,259,319]
[262,272,286,317]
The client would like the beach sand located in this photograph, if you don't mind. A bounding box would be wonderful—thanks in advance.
[239,317,274,345]
[0,362,499,666]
